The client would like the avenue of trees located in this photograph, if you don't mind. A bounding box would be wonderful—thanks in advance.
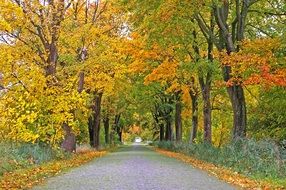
[0,0,285,151]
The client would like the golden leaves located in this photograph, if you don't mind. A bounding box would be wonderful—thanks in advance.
[144,59,179,85]
[0,75,89,144]
[128,60,151,74]
[0,0,25,31]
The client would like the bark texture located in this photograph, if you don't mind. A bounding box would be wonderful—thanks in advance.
[88,93,103,149]
[61,123,76,152]
[213,1,248,139]
[190,92,198,143]
[175,101,182,142]
[165,118,172,141]
[114,114,122,143]
[159,123,165,141]
[103,117,110,144]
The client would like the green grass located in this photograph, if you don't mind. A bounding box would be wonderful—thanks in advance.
[0,142,69,176]
[155,139,286,185]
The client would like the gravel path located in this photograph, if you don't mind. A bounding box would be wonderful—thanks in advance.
[33,145,237,190]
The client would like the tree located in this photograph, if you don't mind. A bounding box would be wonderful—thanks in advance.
[0,0,127,150]
[0,0,89,149]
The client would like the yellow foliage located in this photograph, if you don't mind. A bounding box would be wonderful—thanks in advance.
[0,0,128,146]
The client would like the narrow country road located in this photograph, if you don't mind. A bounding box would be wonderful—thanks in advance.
[33,145,237,190]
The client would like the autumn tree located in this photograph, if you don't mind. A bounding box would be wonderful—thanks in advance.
[0,0,128,150]
[0,0,88,149]
[122,0,286,144]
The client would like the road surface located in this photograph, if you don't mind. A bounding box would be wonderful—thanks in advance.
[33,145,237,190]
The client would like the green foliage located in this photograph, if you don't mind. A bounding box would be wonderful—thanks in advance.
[249,87,286,142]
[155,139,286,181]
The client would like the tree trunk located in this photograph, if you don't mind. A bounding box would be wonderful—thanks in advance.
[228,85,247,139]
[159,123,164,141]
[213,1,248,140]
[62,71,85,152]
[78,72,84,92]
[190,92,198,143]
[88,92,103,149]
[103,117,110,144]
[61,123,76,152]
[45,43,57,76]
[165,119,172,141]
[110,130,115,145]
[88,116,94,147]
[93,93,102,149]
[175,101,182,142]
[118,131,122,142]
[114,114,122,143]
[220,36,247,140]
[153,108,164,141]
[199,37,213,144]
[202,81,212,143]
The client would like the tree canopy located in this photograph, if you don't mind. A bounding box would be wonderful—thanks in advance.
[0,0,285,150]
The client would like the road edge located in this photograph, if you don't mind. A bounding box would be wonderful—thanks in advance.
[153,147,284,190]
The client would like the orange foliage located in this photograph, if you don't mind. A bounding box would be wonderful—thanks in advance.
[128,125,141,134]
[144,59,179,85]
[220,38,286,87]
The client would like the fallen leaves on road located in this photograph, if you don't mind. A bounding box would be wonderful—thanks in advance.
[155,148,284,190]
[0,151,106,189]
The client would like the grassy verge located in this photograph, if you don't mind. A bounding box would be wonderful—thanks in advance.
[0,143,108,189]
[0,143,68,176]
[154,140,286,189]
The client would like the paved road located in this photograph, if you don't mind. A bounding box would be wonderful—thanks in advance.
[33,145,237,190]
